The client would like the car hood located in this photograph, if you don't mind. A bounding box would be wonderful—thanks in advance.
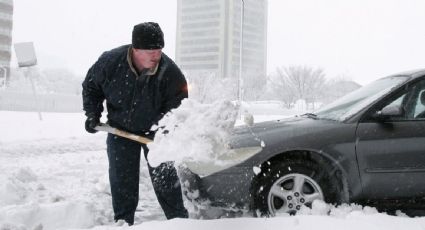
[230,116,333,147]
[234,116,305,133]
[230,115,356,160]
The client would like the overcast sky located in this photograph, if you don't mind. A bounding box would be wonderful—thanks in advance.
[12,0,425,85]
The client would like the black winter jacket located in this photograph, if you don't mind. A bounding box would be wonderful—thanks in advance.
[82,45,188,136]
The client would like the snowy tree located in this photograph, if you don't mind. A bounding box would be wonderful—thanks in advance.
[321,75,361,105]
[7,67,82,95]
[268,66,326,108]
[267,72,297,108]
[39,68,82,95]
[242,72,267,101]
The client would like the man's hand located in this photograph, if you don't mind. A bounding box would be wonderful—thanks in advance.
[85,115,100,133]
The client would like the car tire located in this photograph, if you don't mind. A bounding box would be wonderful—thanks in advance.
[252,158,345,216]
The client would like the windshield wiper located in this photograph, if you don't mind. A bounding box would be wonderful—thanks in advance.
[301,113,318,119]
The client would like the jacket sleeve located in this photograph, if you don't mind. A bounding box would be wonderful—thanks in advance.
[163,68,188,112]
[82,52,109,118]
[155,66,188,124]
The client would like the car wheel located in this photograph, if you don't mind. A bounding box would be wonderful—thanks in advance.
[252,158,345,216]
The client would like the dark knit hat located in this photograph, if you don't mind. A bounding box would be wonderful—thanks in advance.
[132,22,164,50]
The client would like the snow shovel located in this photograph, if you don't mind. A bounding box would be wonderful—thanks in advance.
[94,123,153,144]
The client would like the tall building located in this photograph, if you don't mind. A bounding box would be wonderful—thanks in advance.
[176,0,268,99]
[0,0,13,83]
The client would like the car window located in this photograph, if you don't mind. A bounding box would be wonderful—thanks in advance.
[376,79,425,121]
[413,90,425,119]
[386,94,405,109]
[377,92,408,121]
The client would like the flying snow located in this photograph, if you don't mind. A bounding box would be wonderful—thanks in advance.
[147,99,239,167]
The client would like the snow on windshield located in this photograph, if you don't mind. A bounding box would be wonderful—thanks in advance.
[315,76,409,121]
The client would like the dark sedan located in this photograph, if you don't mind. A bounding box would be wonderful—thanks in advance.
[179,69,425,218]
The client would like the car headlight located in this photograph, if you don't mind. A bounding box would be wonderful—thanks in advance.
[183,146,263,177]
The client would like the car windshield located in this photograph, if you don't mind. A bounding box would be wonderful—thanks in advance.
[314,76,409,121]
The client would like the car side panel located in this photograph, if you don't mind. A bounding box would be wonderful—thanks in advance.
[356,120,425,200]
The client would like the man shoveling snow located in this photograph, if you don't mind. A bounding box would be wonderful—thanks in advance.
[82,22,188,226]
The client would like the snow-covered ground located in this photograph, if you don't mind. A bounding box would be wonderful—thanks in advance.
[1,102,425,230]
[0,111,165,230]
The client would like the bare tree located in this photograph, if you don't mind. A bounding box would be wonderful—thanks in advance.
[7,67,82,95]
[321,75,361,105]
[243,72,267,101]
[268,65,326,108]
[268,72,297,108]
[40,68,82,95]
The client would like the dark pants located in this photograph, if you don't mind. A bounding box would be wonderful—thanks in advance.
[106,133,188,225]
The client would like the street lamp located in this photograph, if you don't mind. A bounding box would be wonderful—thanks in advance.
[238,0,244,104]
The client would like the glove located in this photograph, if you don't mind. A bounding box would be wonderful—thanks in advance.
[85,114,100,134]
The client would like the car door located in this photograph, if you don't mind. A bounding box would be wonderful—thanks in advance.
[355,78,425,200]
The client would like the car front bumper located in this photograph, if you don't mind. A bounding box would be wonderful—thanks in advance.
[178,164,256,218]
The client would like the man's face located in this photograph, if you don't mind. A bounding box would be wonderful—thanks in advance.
[132,48,162,69]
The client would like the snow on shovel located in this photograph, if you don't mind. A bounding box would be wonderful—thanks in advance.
[94,123,153,144]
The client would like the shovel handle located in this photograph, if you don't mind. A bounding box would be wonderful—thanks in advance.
[94,123,153,144]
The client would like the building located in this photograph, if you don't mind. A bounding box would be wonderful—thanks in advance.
[0,0,13,85]
[176,0,268,100]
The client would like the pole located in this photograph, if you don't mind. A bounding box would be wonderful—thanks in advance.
[26,67,43,121]
[0,66,6,90]
[238,0,244,104]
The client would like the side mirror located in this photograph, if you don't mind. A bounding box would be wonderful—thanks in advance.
[372,105,403,121]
